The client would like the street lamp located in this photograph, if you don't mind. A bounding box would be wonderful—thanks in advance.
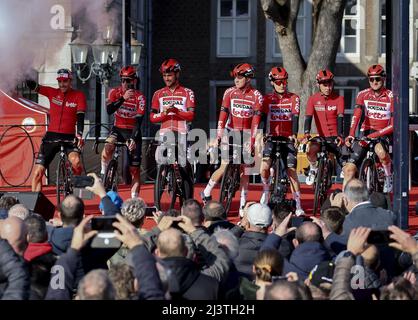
[130,32,143,66]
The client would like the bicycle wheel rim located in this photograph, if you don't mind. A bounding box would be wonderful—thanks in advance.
[219,164,234,214]
[155,165,177,211]
[56,159,66,206]
[104,159,118,191]
[359,159,374,192]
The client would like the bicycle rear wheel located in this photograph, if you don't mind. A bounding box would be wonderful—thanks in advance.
[178,165,194,207]
[104,159,118,191]
[56,158,72,206]
[219,164,238,214]
[155,165,177,211]
[270,158,287,205]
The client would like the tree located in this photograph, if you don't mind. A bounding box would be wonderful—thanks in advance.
[260,0,347,129]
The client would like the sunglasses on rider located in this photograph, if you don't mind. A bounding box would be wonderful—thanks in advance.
[274,79,287,86]
[369,77,382,83]
[122,78,133,83]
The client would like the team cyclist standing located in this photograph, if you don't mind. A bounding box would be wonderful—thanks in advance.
[26,62,393,214]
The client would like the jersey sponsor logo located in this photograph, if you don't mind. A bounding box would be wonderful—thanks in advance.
[270,108,292,121]
[365,100,391,120]
[52,97,63,106]
[254,90,263,105]
[327,105,337,111]
[185,88,195,103]
[314,105,325,111]
[66,102,77,108]
[294,96,300,113]
[231,99,254,118]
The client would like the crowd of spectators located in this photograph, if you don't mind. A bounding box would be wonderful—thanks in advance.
[0,175,417,300]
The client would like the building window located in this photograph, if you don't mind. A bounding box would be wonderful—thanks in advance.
[380,0,386,55]
[217,0,251,57]
[272,0,311,57]
[338,0,360,56]
[335,86,359,135]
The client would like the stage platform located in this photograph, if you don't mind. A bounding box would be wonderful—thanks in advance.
[1,183,417,234]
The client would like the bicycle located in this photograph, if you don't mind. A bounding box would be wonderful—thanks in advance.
[50,140,77,206]
[154,140,194,211]
[218,143,245,215]
[356,137,385,193]
[266,138,294,208]
[94,140,128,192]
[304,137,335,216]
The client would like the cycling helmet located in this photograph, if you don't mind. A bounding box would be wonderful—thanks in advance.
[230,63,255,78]
[159,59,181,74]
[269,66,288,81]
[56,68,73,81]
[120,65,137,79]
[316,69,334,83]
[367,64,386,77]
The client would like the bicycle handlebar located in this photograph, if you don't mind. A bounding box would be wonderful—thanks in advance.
[92,140,129,154]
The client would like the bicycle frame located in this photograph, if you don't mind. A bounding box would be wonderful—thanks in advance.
[269,140,291,205]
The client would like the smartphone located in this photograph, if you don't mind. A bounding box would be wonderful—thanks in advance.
[367,230,392,245]
[72,176,94,188]
[91,216,117,232]
[290,216,312,228]
[145,206,157,216]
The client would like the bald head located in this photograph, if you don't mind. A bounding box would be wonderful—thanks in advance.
[295,222,322,244]
[264,281,307,300]
[157,228,186,258]
[60,195,84,226]
[8,204,30,220]
[0,216,28,256]
[181,199,203,226]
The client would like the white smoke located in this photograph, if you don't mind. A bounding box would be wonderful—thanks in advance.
[0,0,119,92]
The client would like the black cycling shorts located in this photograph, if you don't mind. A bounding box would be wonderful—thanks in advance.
[105,127,142,167]
[220,130,253,165]
[36,132,79,168]
[155,131,189,167]
[347,131,392,167]
[262,136,297,169]
[309,136,344,166]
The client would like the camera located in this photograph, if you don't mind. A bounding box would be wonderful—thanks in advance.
[72,176,94,188]
[90,216,121,249]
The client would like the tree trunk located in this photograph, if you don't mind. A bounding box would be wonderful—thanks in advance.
[260,0,347,131]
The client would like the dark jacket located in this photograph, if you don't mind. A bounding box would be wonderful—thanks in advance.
[235,230,268,279]
[0,239,30,300]
[342,202,397,236]
[161,256,219,300]
[261,233,331,279]
[206,220,236,235]
[283,242,331,279]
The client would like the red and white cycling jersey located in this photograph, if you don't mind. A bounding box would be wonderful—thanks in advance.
[108,86,146,130]
[150,85,195,133]
[349,87,393,137]
[38,86,86,135]
[262,91,299,137]
[306,91,345,137]
[218,86,263,132]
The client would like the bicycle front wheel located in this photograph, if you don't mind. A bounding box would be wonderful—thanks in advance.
[155,165,177,211]
[104,159,118,191]
[359,158,380,193]
[56,158,71,206]
[219,164,237,215]
[313,159,325,216]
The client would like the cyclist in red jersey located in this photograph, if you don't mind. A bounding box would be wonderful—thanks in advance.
[303,69,345,185]
[26,69,86,192]
[201,63,263,217]
[259,66,304,215]
[343,64,394,192]
[150,59,195,170]
[101,66,146,199]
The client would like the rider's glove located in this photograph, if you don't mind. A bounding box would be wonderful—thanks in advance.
[335,136,344,147]
[76,133,84,149]
[345,135,354,146]
[359,137,369,148]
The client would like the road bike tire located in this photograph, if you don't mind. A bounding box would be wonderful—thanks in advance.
[56,158,71,206]
[178,165,194,207]
[155,165,177,211]
[313,158,325,216]
[104,159,118,192]
[270,158,287,205]
[219,164,237,215]
[359,158,381,193]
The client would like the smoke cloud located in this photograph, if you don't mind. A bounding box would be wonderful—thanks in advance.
[0,0,120,92]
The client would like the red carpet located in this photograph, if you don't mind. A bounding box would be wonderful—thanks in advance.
[2,183,417,234]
